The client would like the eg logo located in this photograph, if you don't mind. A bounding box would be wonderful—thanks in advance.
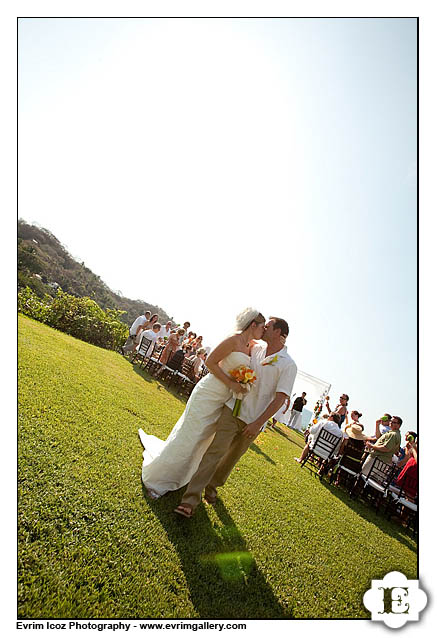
[363,571,427,628]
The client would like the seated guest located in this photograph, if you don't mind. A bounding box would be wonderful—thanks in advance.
[183,344,194,358]
[340,420,367,447]
[331,422,368,484]
[394,437,418,498]
[365,413,392,444]
[136,323,161,357]
[376,413,392,436]
[397,431,417,464]
[295,413,343,464]
[122,310,151,354]
[182,331,195,347]
[193,335,203,350]
[361,416,402,476]
[343,410,365,435]
[187,348,207,382]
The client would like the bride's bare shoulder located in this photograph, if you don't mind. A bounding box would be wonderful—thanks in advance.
[208,334,240,360]
[218,334,240,349]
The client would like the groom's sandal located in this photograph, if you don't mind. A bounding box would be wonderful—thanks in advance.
[174,504,194,519]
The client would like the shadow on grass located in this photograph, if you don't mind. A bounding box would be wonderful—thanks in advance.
[268,425,305,451]
[130,361,154,384]
[144,485,292,619]
[248,442,276,465]
[130,362,187,404]
[317,479,417,553]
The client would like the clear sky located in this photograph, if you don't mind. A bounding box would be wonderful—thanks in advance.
[18,17,417,436]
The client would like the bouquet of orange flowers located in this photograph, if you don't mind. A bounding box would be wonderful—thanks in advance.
[229,365,257,417]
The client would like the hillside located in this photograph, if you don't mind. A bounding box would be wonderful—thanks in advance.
[18,219,172,326]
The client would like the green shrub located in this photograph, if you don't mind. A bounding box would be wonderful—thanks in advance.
[18,287,128,350]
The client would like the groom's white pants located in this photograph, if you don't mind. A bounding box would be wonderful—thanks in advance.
[181,406,252,510]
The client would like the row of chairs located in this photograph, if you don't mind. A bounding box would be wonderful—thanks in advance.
[129,337,208,398]
[299,428,418,533]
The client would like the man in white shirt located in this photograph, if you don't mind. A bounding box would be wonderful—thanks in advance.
[175,317,297,517]
[158,321,173,342]
[294,413,343,463]
[136,323,161,358]
[121,311,151,354]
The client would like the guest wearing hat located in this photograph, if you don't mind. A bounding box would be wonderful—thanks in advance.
[341,421,368,447]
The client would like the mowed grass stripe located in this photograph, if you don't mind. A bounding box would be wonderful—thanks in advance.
[18,314,417,619]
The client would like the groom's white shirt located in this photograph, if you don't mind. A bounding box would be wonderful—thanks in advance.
[225,343,297,426]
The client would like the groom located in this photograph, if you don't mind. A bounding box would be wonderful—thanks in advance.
[175,317,298,517]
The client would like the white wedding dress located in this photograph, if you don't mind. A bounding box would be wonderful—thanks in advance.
[139,351,250,498]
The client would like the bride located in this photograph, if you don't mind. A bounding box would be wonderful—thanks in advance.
[138,308,266,499]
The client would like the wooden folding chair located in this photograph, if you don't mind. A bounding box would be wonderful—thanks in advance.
[329,438,365,488]
[300,428,342,478]
[385,471,418,533]
[351,457,395,512]
[130,337,153,367]
[144,344,165,374]
[175,359,196,398]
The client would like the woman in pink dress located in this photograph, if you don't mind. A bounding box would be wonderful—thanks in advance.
[160,328,185,365]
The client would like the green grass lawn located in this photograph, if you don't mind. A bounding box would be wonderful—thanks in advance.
[18,314,417,619]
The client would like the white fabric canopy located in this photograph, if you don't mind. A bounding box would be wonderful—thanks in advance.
[274,369,331,429]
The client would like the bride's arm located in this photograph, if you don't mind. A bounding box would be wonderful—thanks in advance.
[205,337,248,394]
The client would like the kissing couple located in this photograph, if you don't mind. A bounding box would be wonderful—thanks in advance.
[138,308,297,518]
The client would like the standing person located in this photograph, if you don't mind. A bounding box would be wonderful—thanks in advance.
[136,313,159,346]
[122,310,151,355]
[138,309,266,499]
[158,321,173,342]
[144,313,159,331]
[160,328,186,366]
[179,322,191,344]
[286,392,307,430]
[326,394,349,427]
[174,316,297,518]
